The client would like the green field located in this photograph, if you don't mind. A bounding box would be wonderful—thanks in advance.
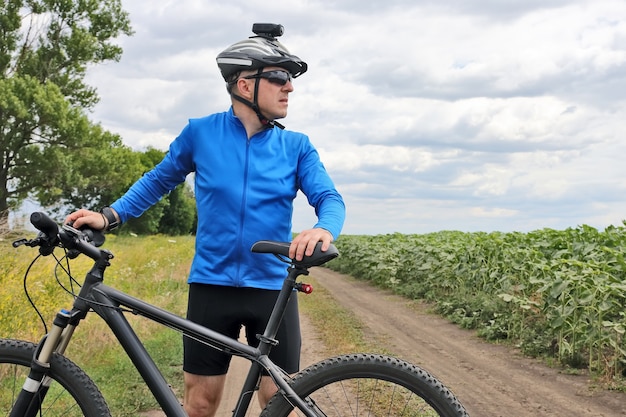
[329,224,626,387]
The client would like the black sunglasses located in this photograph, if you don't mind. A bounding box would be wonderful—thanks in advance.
[244,70,292,86]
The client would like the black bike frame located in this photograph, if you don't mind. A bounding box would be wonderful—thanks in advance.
[81,264,310,417]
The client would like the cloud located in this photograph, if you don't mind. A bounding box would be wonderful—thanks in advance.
[85,0,626,235]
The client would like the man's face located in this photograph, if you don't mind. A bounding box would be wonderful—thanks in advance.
[248,66,294,120]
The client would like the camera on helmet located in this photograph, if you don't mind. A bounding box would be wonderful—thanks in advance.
[252,23,284,40]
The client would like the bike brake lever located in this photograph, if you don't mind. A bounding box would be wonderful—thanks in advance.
[62,224,105,247]
[12,237,45,248]
[12,238,29,248]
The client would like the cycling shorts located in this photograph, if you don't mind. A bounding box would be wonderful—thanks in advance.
[183,283,301,376]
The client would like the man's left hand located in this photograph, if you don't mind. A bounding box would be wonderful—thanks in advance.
[289,228,333,261]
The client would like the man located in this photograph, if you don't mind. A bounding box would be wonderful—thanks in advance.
[66,23,345,417]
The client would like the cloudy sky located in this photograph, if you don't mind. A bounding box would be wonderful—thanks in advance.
[84,0,626,236]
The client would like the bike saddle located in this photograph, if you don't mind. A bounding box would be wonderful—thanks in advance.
[251,240,339,268]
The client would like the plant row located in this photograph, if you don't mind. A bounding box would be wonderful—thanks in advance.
[328,224,626,384]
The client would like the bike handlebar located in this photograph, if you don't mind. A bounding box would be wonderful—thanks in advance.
[15,212,107,261]
[30,212,60,238]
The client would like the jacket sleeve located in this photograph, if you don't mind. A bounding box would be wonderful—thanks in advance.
[296,137,346,240]
[111,123,195,223]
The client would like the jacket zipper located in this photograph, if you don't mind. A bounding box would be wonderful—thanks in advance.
[234,136,251,287]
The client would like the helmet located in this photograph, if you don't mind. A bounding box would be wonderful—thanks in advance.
[216,23,308,81]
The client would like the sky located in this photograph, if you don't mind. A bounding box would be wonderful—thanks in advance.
[83,0,626,236]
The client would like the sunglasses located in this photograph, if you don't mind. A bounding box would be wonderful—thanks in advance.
[243,70,292,86]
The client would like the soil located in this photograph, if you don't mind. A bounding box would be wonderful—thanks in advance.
[145,267,626,417]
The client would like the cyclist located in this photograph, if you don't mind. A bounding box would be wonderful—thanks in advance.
[66,23,345,417]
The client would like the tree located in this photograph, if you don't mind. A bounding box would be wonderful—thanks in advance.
[0,0,133,222]
[123,147,198,236]
[159,184,196,235]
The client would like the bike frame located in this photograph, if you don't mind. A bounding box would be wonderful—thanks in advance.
[28,261,318,417]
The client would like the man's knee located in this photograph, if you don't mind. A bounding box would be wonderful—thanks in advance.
[184,373,227,417]
[258,376,279,408]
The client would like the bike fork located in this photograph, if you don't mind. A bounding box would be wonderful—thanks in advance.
[9,309,75,417]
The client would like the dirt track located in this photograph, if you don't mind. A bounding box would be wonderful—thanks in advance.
[309,267,626,417]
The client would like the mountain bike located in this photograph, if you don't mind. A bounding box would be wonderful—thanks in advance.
[1,212,470,417]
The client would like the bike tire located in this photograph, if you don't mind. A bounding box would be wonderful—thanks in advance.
[0,338,111,417]
[261,353,469,417]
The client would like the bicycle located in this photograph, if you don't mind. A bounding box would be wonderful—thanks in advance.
[2,212,469,417]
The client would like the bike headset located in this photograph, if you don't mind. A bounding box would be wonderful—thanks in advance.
[216,23,308,130]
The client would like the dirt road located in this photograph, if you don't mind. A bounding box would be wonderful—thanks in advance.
[309,267,626,417]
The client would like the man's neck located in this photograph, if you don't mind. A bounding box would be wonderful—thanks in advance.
[232,101,266,138]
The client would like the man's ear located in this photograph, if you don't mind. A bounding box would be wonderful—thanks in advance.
[236,78,255,101]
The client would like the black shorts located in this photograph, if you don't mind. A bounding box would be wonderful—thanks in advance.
[183,283,301,376]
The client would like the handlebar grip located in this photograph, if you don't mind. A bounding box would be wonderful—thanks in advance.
[30,212,60,237]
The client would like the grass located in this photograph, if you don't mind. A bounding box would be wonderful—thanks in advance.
[2,233,193,416]
[298,274,388,356]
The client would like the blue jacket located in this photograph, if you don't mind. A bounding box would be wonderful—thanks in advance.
[111,107,345,289]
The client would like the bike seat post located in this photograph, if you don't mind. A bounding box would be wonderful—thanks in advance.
[257,265,307,355]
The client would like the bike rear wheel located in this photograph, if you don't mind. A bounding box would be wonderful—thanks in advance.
[262,353,469,417]
[0,338,111,417]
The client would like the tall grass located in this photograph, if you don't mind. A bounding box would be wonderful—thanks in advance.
[1,232,194,416]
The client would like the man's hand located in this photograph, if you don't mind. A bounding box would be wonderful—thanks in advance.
[64,209,107,230]
[289,228,333,261]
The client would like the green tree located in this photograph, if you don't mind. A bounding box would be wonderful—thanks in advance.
[123,147,198,236]
[0,0,133,222]
[159,184,196,235]
[123,147,168,235]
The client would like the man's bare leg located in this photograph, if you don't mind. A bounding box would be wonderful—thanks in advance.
[258,376,297,416]
[184,372,227,417]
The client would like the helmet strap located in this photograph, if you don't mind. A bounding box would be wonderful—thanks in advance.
[232,69,285,130]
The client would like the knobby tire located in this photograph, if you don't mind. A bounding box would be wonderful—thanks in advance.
[0,338,111,417]
[261,353,469,417]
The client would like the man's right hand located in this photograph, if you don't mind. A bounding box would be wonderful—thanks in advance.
[64,209,107,230]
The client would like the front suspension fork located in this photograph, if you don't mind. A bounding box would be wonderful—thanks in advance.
[9,308,80,417]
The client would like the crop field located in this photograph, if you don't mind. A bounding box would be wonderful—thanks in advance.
[328,224,626,385]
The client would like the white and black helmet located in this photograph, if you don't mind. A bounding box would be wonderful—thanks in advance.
[216,23,308,80]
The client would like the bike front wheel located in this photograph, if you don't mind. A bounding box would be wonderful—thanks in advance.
[262,353,469,417]
[0,338,111,417]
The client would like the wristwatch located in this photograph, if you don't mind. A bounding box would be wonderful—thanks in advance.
[100,207,120,231]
